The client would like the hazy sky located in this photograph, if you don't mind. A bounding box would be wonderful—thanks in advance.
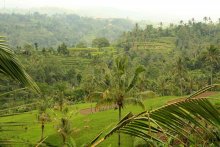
[1,0,220,21]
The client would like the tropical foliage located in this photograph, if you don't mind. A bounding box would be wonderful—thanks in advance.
[90,85,220,146]
[0,36,40,93]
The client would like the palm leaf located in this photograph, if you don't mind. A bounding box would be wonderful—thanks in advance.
[0,36,40,93]
[86,131,103,147]
[0,87,27,97]
[187,84,219,99]
[124,98,145,110]
[0,140,30,145]
[95,98,115,109]
[126,66,145,92]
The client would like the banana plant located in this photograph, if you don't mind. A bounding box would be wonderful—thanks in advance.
[90,84,220,146]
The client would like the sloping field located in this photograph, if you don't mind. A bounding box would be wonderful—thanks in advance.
[132,37,176,53]
[0,93,219,146]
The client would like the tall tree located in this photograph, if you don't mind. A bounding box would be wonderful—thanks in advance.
[57,43,69,55]
[180,20,184,25]
[204,45,220,85]
[34,42,38,51]
[174,57,187,96]
[96,56,145,147]
[203,16,208,23]
[92,37,110,49]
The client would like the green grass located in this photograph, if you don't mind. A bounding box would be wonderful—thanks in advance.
[1,94,219,147]
[69,48,99,52]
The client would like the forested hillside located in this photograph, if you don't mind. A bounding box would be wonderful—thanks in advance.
[115,20,220,95]
[0,13,134,47]
[1,18,220,109]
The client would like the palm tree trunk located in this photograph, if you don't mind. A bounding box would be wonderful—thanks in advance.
[41,122,44,140]
[180,81,183,96]
[62,135,66,147]
[211,67,213,85]
[90,103,93,113]
[118,105,121,147]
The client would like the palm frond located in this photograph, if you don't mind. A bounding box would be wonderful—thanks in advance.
[0,87,27,97]
[187,84,219,99]
[126,66,145,92]
[35,136,48,147]
[124,98,145,110]
[0,36,40,93]
[0,140,30,145]
[86,131,103,147]
[95,98,115,109]
[0,102,40,115]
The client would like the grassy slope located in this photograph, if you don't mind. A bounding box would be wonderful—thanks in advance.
[41,38,175,72]
[0,93,219,147]
[0,96,179,147]
[132,37,175,53]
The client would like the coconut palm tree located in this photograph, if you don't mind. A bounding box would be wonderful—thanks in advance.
[192,18,195,24]
[203,16,208,23]
[204,45,220,85]
[0,36,40,93]
[96,56,145,147]
[38,112,49,140]
[157,75,168,96]
[174,57,187,96]
[37,101,50,141]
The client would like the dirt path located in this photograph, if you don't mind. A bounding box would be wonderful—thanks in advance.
[80,107,97,115]
[79,106,115,115]
[167,91,217,104]
[79,91,217,115]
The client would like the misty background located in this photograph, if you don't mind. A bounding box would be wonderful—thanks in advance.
[0,0,220,22]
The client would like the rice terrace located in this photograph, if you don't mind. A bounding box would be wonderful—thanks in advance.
[0,0,220,146]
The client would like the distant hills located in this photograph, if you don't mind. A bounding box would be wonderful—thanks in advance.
[0,11,134,48]
[0,7,168,22]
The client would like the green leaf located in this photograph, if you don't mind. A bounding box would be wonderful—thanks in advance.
[0,36,40,93]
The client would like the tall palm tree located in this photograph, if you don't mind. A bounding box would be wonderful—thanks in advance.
[174,57,186,96]
[157,75,168,96]
[96,56,145,147]
[192,18,195,24]
[203,16,208,23]
[37,101,50,141]
[204,45,220,85]
[0,36,40,93]
[159,22,163,29]
[38,112,49,140]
